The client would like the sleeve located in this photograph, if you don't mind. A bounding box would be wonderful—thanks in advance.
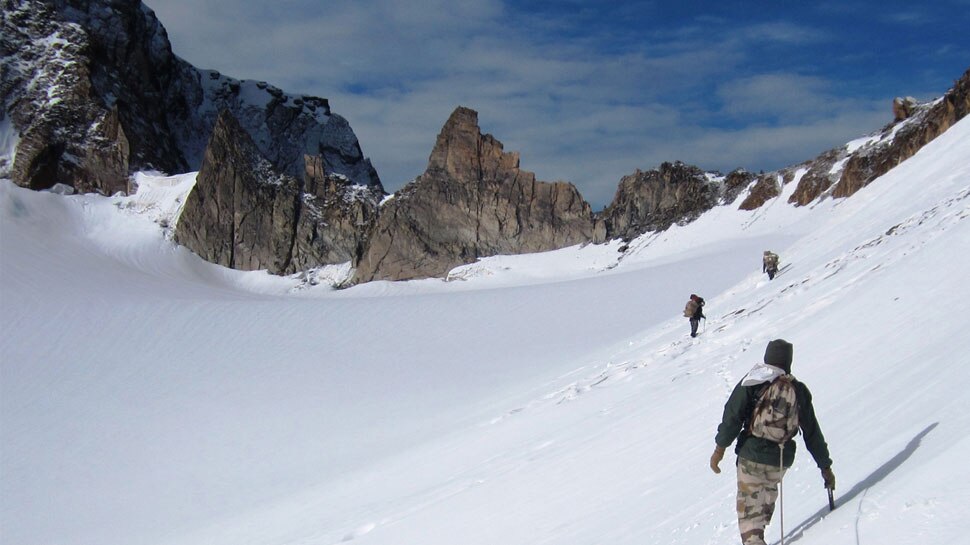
[715,382,749,448]
[797,383,833,468]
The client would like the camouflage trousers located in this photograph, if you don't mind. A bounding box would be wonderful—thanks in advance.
[736,456,787,545]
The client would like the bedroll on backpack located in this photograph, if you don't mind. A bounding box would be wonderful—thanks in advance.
[750,375,800,444]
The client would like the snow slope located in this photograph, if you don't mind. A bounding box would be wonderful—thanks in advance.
[2,118,969,545]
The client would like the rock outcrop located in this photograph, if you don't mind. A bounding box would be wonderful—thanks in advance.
[353,107,601,282]
[175,112,302,273]
[175,111,382,274]
[722,168,758,206]
[832,68,970,200]
[893,96,920,121]
[739,169,796,210]
[599,162,723,241]
[788,68,970,205]
[290,155,383,270]
[1,2,131,194]
[1,0,381,194]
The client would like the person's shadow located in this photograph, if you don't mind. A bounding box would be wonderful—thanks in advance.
[773,422,938,545]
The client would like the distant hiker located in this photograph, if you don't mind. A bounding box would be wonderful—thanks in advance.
[683,294,705,337]
[762,251,780,280]
[709,339,835,545]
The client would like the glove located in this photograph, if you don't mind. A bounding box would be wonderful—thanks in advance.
[821,466,836,489]
[710,446,726,474]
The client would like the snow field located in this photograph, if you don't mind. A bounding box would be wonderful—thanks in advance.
[2,118,969,545]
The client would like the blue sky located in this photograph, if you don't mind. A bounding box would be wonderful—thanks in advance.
[147,0,969,208]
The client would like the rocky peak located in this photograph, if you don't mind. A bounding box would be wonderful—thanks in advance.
[600,161,723,241]
[353,106,602,283]
[786,67,970,205]
[1,0,131,194]
[175,111,383,274]
[1,0,381,194]
[175,111,301,273]
[426,106,520,182]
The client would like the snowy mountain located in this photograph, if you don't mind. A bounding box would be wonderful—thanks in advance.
[3,91,970,545]
[0,0,381,194]
[3,0,966,282]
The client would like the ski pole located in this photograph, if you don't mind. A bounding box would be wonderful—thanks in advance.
[827,487,836,511]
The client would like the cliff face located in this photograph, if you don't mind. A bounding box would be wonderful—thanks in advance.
[830,69,970,200]
[787,68,970,206]
[174,111,382,274]
[174,112,302,273]
[353,107,602,282]
[291,155,383,271]
[600,162,724,242]
[1,0,381,194]
[1,1,132,194]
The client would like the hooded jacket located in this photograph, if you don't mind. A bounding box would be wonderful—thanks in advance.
[714,341,832,469]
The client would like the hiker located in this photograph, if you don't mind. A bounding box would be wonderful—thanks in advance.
[762,251,779,280]
[709,339,835,545]
[683,294,705,337]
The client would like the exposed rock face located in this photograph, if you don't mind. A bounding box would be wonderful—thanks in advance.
[598,68,970,241]
[833,69,970,199]
[1,0,381,194]
[290,155,383,270]
[722,169,758,206]
[785,148,843,206]
[175,111,382,274]
[893,96,920,121]
[175,111,301,273]
[1,2,130,193]
[789,68,970,205]
[739,169,797,210]
[599,162,722,241]
[353,107,600,282]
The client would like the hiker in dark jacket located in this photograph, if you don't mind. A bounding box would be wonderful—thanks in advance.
[709,339,835,545]
[685,294,705,337]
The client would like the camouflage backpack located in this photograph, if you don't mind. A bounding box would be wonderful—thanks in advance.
[749,375,800,444]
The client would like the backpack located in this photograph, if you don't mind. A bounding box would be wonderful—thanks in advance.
[749,375,800,444]
[765,253,779,269]
[683,299,698,318]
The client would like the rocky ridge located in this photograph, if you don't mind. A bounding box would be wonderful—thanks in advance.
[353,107,603,282]
[1,1,131,194]
[1,0,381,194]
[3,2,967,283]
[175,111,382,275]
[609,67,970,236]
[601,162,728,242]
